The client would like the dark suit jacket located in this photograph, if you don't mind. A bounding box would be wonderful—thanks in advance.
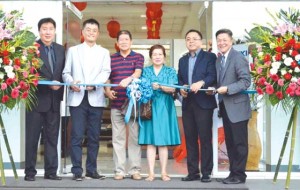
[178,49,217,110]
[216,48,251,123]
[34,39,65,112]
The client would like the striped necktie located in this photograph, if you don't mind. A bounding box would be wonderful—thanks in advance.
[46,46,54,73]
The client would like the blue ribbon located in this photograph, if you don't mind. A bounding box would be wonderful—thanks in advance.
[38,80,118,87]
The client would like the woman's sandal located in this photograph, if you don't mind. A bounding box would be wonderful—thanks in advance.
[161,174,171,181]
[145,174,155,181]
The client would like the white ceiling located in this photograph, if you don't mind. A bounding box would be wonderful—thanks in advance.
[64,1,210,51]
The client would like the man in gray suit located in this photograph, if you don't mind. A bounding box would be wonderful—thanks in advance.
[214,29,251,184]
[63,18,111,181]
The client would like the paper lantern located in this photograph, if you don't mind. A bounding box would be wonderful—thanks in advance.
[72,2,87,11]
[107,20,120,38]
[146,2,162,10]
[114,42,120,52]
[146,9,163,20]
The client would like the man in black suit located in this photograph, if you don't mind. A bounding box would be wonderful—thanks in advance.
[178,29,217,183]
[25,18,65,181]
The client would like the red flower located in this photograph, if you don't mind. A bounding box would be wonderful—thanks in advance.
[270,74,279,82]
[32,79,38,86]
[21,91,28,99]
[291,61,298,69]
[275,46,282,52]
[258,77,266,86]
[1,83,7,90]
[3,57,10,65]
[2,50,9,56]
[266,85,274,94]
[288,38,296,46]
[256,87,264,95]
[264,54,271,62]
[14,58,21,66]
[294,43,300,50]
[295,87,300,96]
[11,88,19,99]
[1,95,9,104]
[250,63,255,71]
[19,81,27,90]
[283,73,292,80]
[275,53,282,61]
[291,50,298,57]
[276,91,284,99]
[6,78,14,86]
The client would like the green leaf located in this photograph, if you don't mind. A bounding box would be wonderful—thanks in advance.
[13,30,36,47]
[5,98,17,110]
[245,26,272,43]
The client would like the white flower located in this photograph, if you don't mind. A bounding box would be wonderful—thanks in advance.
[294,67,300,73]
[7,72,15,78]
[21,55,27,61]
[270,43,276,49]
[271,61,281,69]
[4,65,13,73]
[289,69,293,73]
[258,52,264,57]
[295,54,300,61]
[291,77,298,82]
[0,58,2,64]
[9,46,15,53]
[284,57,293,66]
[270,68,278,75]
[281,69,287,75]
[282,54,287,59]
[0,72,4,79]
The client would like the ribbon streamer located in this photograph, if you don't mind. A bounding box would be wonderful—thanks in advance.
[38,80,118,87]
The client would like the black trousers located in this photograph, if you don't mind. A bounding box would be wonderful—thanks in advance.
[25,109,60,176]
[219,101,248,180]
[182,97,214,176]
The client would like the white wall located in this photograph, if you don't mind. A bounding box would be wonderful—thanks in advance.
[0,1,63,167]
[212,1,300,169]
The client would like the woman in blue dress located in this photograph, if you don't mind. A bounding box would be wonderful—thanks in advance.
[139,44,181,181]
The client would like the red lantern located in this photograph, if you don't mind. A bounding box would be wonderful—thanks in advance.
[146,18,162,31]
[107,20,120,38]
[114,42,120,52]
[146,2,162,10]
[72,2,87,11]
[147,30,160,39]
[146,9,163,20]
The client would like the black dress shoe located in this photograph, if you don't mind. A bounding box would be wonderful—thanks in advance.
[181,175,201,181]
[85,171,106,180]
[201,175,211,183]
[24,175,35,181]
[223,176,245,184]
[44,174,62,180]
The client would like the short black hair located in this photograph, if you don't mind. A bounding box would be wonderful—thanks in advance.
[38,18,56,31]
[185,29,203,39]
[149,44,166,58]
[117,30,132,41]
[83,18,100,30]
[215,28,233,38]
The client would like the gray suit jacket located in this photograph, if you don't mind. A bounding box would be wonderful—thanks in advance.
[62,43,111,107]
[217,48,251,123]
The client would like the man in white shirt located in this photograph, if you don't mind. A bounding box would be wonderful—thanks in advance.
[62,18,111,181]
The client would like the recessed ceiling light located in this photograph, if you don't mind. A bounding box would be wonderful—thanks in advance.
[140,15,146,18]
[141,26,147,30]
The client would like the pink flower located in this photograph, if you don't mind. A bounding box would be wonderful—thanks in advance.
[257,67,263,74]
[295,87,300,96]
[278,79,284,86]
[23,71,28,78]
[289,82,297,90]
[21,91,28,99]
[11,88,19,99]
[1,83,7,90]
[297,78,300,85]
[256,87,264,95]
[276,91,284,99]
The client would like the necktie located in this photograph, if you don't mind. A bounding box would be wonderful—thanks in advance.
[47,46,54,73]
[218,55,225,102]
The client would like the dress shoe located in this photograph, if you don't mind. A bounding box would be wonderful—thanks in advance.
[201,175,211,182]
[181,175,201,181]
[73,174,83,181]
[24,175,35,181]
[223,176,245,184]
[114,174,124,180]
[85,171,106,180]
[44,174,62,180]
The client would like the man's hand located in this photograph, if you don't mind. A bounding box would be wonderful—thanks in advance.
[152,82,160,90]
[190,80,205,93]
[85,86,95,91]
[206,87,216,95]
[105,89,117,100]
[119,76,133,88]
[49,80,62,90]
[70,80,81,92]
[180,85,189,98]
[217,86,228,94]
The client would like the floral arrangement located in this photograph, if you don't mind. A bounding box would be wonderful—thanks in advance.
[0,9,42,112]
[126,78,153,103]
[248,8,300,111]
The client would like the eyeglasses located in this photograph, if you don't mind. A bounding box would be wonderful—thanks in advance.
[185,38,201,42]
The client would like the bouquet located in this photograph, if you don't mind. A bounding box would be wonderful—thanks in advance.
[247,8,300,111]
[0,9,42,112]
